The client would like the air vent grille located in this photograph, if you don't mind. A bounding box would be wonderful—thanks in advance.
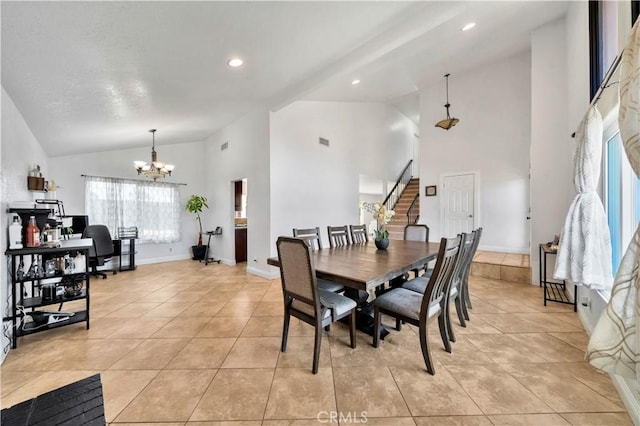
[319,137,329,147]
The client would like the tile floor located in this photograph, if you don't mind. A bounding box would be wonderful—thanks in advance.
[0,260,631,425]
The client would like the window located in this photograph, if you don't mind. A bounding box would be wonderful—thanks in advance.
[85,176,181,243]
[589,0,619,98]
[605,132,640,274]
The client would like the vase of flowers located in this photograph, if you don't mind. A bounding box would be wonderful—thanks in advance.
[360,201,395,250]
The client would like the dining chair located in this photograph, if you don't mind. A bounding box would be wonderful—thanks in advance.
[372,236,461,375]
[327,225,351,248]
[404,224,429,242]
[293,227,323,250]
[401,232,475,343]
[276,236,356,374]
[404,224,430,277]
[462,227,483,314]
[349,224,369,244]
[292,227,344,293]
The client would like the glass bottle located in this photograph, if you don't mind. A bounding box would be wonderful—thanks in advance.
[26,216,40,248]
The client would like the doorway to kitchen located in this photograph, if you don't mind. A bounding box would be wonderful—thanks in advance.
[233,178,248,263]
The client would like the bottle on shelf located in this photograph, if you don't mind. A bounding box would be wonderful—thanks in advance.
[26,216,40,248]
[43,222,52,244]
[9,215,23,249]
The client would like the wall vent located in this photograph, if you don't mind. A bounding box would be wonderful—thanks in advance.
[221,141,229,151]
[319,137,329,147]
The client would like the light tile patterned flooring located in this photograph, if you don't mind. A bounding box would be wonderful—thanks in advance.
[0,260,630,425]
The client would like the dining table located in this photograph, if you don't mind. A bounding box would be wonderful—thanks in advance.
[267,239,440,337]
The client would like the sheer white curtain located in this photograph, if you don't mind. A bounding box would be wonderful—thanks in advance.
[587,20,640,380]
[85,176,180,243]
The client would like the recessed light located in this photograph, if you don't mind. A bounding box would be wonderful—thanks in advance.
[352,79,360,85]
[228,58,243,67]
[462,22,476,31]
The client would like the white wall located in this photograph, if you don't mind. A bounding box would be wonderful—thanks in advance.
[269,101,417,250]
[530,18,575,285]
[203,108,272,278]
[1,87,50,362]
[48,141,206,264]
[418,51,531,252]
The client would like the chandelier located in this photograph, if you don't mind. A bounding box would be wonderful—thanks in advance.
[133,129,175,181]
[435,73,460,130]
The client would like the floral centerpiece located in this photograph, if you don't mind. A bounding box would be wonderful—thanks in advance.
[360,202,395,247]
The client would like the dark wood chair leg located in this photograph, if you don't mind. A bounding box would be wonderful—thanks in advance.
[438,312,451,353]
[455,296,466,328]
[464,279,473,310]
[396,318,402,331]
[419,322,435,375]
[312,323,322,374]
[281,311,291,352]
[324,325,331,332]
[349,310,356,349]
[446,299,456,343]
[373,308,381,348]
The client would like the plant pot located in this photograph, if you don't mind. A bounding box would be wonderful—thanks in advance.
[191,245,207,260]
[375,238,389,250]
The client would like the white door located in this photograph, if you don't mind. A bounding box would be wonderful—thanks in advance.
[442,173,475,237]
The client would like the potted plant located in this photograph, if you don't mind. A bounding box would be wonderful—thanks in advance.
[186,195,209,260]
[360,201,395,250]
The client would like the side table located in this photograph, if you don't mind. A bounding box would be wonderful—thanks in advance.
[539,243,577,312]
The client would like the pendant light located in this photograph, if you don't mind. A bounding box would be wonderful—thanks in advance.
[435,73,459,130]
[133,129,175,181]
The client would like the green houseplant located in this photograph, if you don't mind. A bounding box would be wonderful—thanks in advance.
[186,195,209,260]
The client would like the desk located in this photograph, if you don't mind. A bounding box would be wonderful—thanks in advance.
[267,240,439,292]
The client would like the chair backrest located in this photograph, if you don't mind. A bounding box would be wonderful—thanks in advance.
[293,227,323,251]
[420,236,460,321]
[349,224,369,244]
[276,237,320,317]
[82,225,114,258]
[450,232,474,291]
[462,227,483,280]
[327,225,350,248]
[404,224,429,242]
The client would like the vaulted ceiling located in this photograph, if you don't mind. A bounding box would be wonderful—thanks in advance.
[1,1,569,157]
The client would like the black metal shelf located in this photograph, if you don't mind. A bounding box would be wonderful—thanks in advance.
[13,272,86,285]
[19,290,87,310]
[17,311,87,337]
[5,241,91,348]
[539,243,577,312]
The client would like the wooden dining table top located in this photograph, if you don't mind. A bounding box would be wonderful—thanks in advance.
[267,240,440,291]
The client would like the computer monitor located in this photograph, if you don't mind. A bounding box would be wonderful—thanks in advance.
[62,215,89,236]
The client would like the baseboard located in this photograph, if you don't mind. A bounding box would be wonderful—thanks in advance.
[611,375,640,425]
[136,254,191,265]
[247,265,279,280]
[478,245,529,254]
[576,292,639,425]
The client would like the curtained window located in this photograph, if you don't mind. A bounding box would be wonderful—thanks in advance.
[605,132,640,274]
[84,176,181,243]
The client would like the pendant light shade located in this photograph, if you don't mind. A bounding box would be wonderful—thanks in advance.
[435,73,459,130]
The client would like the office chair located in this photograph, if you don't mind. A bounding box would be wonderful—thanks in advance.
[82,225,117,279]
